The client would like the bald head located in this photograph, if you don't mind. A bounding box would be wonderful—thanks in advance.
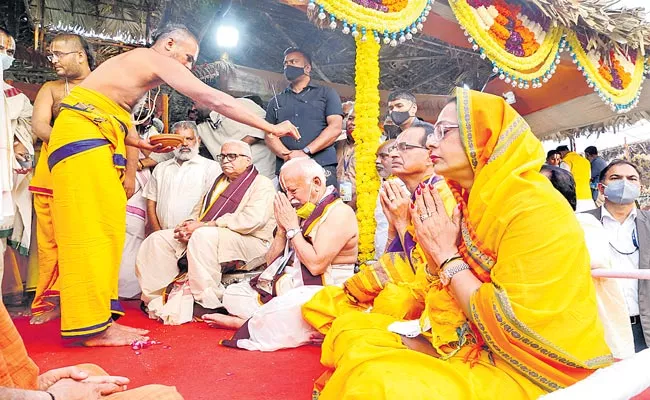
[151,24,199,70]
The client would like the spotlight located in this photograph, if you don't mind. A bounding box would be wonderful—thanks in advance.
[216,25,239,48]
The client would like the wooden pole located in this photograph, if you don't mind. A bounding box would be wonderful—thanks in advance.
[162,94,169,133]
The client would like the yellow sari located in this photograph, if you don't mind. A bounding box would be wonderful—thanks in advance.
[315,88,612,399]
[48,86,131,338]
[302,178,455,334]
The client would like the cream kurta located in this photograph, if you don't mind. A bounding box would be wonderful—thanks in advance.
[142,155,221,230]
[136,174,276,324]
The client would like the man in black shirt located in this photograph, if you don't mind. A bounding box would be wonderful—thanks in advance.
[265,47,343,187]
[387,90,430,134]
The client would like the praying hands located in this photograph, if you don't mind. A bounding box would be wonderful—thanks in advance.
[274,192,300,232]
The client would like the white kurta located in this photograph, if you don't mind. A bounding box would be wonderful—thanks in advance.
[196,98,276,180]
[142,155,221,229]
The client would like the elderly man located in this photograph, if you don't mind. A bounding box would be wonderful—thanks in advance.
[29,33,94,323]
[203,157,358,351]
[264,47,343,187]
[1,27,35,301]
[195,97,276,179]
[143,121,220,232]
[336,103,356,209]
[136,140,276,325]
[374,139,395,259]
[387,90,428,134]
[584,160,650,353]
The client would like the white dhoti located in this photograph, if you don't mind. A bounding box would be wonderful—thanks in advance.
[223,260,355,351]
[136,226,269,324]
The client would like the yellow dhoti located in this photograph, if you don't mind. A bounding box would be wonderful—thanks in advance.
[48,87,130,338]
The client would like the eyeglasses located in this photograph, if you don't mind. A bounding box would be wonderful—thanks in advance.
[47,51,78,62]
[388,142,427,153]
[216,153,250,163]
[428,122,459,143]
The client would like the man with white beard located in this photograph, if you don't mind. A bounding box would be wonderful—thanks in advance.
[142,121,220,231]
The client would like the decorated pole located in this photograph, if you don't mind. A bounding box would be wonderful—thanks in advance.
[353,37,382,263]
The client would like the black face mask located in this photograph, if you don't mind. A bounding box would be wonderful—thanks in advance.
[390,110,412,127]
[284,65,305,81]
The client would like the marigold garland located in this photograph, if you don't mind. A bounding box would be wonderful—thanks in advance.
[352,36,382,263]
[565,31,646,112]
[449,0,564,89]
[309,0,431,46]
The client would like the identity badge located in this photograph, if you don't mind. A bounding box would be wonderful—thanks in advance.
[340,181,352,202]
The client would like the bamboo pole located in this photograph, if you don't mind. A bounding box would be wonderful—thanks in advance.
[162,94,169,133]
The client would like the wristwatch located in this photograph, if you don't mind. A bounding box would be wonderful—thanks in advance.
[286,228,301,240]
[302,147,312,155]
[439,260,470,287]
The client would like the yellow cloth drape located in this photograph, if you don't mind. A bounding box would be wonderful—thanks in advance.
[302,179,456,334]
[30,193,59,317]
[49,86,131,338]
[562,151,592,201]
[313,88,612,399]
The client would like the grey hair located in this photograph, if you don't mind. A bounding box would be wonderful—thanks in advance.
[280,158,326,186]
[152,24,197,45]
[221,139,252,158]
[170,120,199,138]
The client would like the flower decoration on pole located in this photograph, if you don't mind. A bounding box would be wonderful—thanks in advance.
[353,36,382,263]
[308,0,432,46]
[449,0,564,89]
[565,31,646,113]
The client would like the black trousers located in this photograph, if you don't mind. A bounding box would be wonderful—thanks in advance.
[631,316,648,352]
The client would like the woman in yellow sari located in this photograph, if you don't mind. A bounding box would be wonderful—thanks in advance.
[315,88,612,399]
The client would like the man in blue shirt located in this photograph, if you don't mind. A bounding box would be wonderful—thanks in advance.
[264,47,343,187]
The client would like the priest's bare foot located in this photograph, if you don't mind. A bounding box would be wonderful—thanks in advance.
[112,322,149,335]
[82,324,149,347]
[30,306,60,325]
[202,313,246,330]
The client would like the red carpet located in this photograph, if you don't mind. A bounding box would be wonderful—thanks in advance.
[14,301,324,400]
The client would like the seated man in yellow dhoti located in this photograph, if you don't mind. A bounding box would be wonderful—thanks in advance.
[312,88,613,399]
[202,157,358,351]
[136,139,275,325]
[303,125,456,335]
[47,23,299,346]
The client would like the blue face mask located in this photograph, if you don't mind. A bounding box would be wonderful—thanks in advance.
[603,180,640,205]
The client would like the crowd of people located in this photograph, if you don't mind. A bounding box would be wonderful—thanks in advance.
[1,22,649,399]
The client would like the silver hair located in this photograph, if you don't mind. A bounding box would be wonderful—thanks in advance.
[221,139,252,158]
[280,158,326,187]
[170,120,199,138]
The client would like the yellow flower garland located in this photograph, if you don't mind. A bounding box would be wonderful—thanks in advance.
[449,0,563,71]
[353,36,382,263]
[315,0,429,33]
[566,30,646,110]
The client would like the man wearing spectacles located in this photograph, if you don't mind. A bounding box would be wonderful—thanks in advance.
[0,27,36,304]
[142,121,220,233]
[29,33,96,323]
[137,139,276,325]
[194,97,277,180]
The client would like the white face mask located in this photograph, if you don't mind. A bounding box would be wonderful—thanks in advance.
[0,53,14,71]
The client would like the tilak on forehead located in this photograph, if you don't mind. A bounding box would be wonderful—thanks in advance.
[0,33,16,71]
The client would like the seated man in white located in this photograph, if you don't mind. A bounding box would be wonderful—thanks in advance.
[202,157,359,351]
[136,140,276,325]
[142,121,221,232]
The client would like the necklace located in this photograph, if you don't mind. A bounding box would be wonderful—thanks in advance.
[64,78,70,96]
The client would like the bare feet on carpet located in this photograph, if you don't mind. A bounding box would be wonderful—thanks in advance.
[202,313,246,330]
[30,306,61,325]
[82,324,149,347]
[112,322,149,335]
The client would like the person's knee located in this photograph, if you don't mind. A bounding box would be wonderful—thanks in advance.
[188,227,217,248]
